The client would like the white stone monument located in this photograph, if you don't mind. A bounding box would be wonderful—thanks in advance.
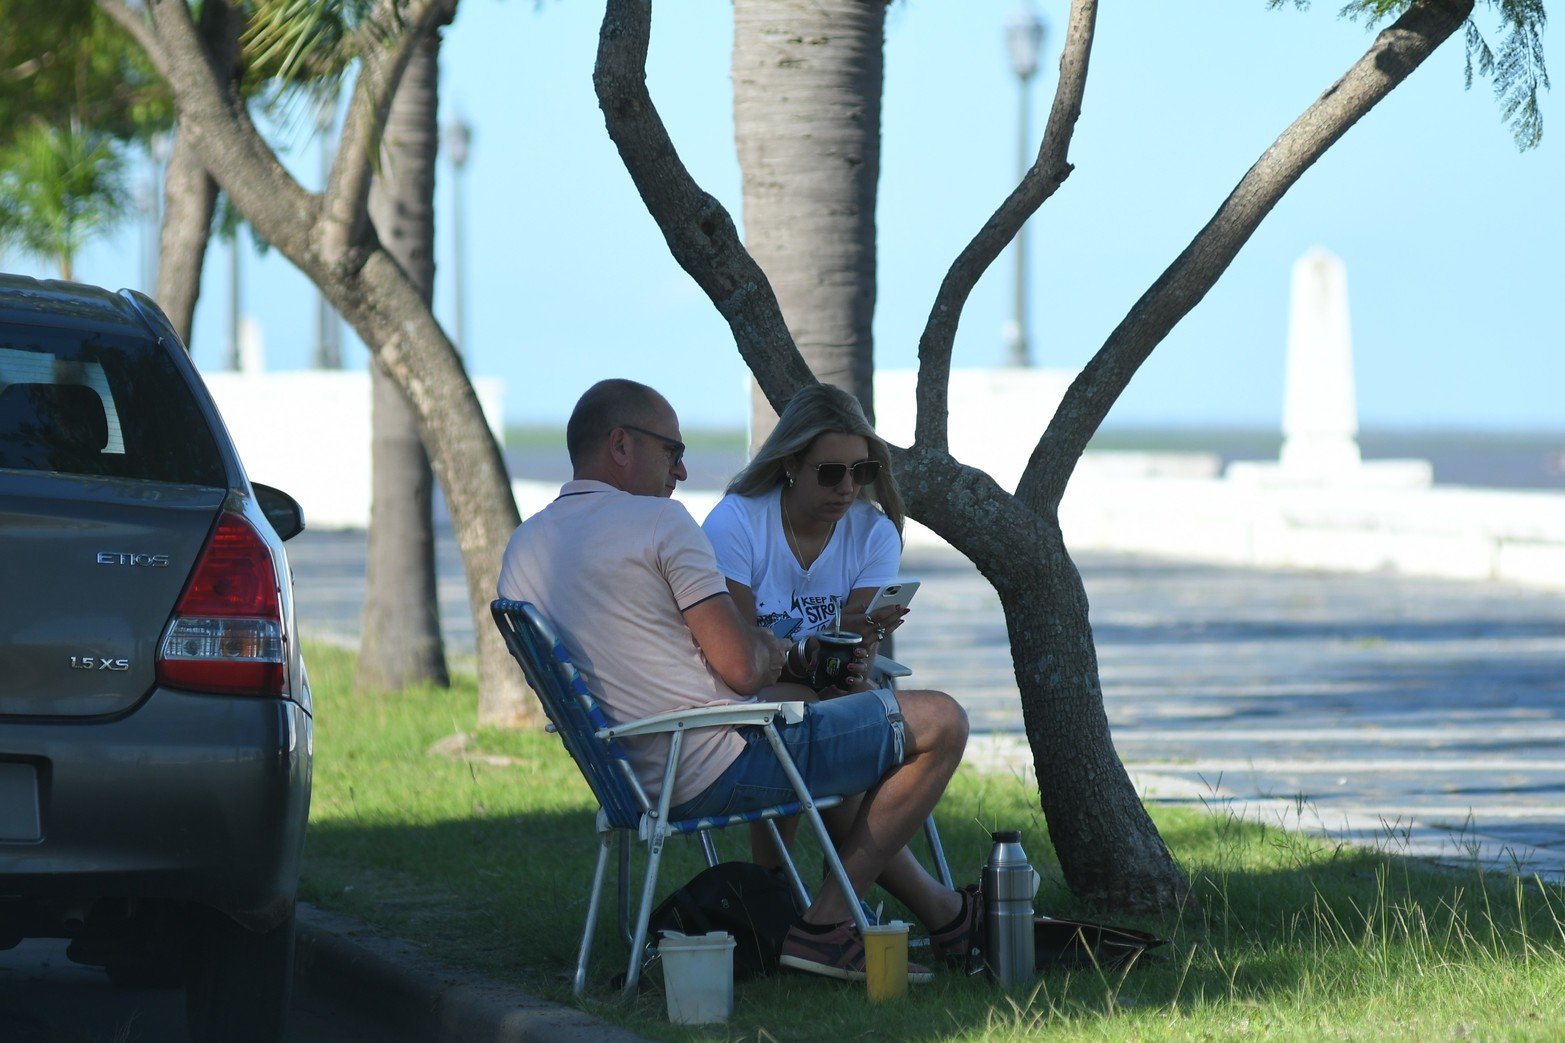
[1227,247,1430,488]
[1280,247,1361,475]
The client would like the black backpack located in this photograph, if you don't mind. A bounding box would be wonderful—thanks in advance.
[648,862,800,980]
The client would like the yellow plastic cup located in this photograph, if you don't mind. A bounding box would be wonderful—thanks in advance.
[863,921,909,1002]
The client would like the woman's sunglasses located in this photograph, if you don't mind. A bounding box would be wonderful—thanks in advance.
[811,459,881,487]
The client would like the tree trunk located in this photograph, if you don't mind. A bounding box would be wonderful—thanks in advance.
[1002,560,1186,911]
[359,24,449,692]
[732,0,883,448]
[155,131,218,344]
[152,0,238,345]
[893,447,1189,911]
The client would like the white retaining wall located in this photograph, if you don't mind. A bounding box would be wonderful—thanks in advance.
[204,370,505,530]
[207,367,1565,591]
[1056,472,1565,589]
[508,469,1565,592]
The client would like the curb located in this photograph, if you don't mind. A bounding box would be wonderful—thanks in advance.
[294,903,650,1043]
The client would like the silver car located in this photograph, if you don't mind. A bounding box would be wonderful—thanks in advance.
[0,274,312,1042]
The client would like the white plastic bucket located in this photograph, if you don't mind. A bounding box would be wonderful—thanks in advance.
[659,930,735,1024]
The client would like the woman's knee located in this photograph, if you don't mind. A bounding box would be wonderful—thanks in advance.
[896,689,969,750]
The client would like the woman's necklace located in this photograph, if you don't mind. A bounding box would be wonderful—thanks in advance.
[782,497,836,578]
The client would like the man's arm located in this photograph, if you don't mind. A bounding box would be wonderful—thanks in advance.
[683,592,788,695]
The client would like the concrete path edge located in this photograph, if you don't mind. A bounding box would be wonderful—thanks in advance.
[294,903,651,1043]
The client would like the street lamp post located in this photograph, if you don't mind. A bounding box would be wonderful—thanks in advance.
[313,96,342,369]
[139,135,172,296]
[1004,1,1045,368]
[443,117,472,357]
[136,179,158,296]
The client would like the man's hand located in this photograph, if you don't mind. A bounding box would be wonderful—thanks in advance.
[756,627,790,685]
[683,593,793,695]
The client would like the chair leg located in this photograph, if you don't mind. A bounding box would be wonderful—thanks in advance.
[622,824,671,999]
[699,829,719,868]
[617,831,632,947]
[576,832,614,996]
[767,819,813,912]
[924,814,954,889]
[760,724,871,934]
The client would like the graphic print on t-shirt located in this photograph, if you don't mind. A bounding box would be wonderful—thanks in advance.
[792,593,841,632]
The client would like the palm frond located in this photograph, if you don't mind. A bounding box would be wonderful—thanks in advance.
[241,0,381,87]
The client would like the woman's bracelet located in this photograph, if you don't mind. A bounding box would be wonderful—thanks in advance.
[789,637,810,675]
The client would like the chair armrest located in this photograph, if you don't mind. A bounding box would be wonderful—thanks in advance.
[597,700,807,740]
[873,654,912,679]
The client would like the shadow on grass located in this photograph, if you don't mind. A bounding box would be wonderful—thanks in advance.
[301,794,1565,1042]
[296,645,1565,1040]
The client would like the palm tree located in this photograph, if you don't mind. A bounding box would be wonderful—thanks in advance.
[732,0,884,449]
[0,121,129,279]
[359,13,452,691]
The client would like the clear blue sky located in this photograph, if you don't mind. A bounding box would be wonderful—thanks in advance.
[25,0,1565,433]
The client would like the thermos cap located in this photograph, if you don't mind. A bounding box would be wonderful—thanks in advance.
[991,829,1021,843]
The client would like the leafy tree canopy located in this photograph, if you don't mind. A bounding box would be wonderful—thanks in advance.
[0,0,170,148]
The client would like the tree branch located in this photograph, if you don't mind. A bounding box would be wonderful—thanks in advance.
[1014,0,1473,514]
[323,0,455,268]
[912,0,1097,451]
[139,0,316,258]
[594,0,814,413]
[96,0,170,81]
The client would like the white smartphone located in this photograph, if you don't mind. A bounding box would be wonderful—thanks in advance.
[865,579,920,617]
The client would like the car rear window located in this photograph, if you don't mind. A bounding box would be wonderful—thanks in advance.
[0,324,226,486]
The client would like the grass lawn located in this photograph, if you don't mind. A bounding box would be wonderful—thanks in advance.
[299,643,1565,1041]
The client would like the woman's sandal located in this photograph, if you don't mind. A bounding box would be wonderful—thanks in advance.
[929,884,984,971]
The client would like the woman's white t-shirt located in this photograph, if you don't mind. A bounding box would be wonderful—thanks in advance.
[702,486,901,637]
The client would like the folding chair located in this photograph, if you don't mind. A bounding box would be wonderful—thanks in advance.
[491,599,873,997]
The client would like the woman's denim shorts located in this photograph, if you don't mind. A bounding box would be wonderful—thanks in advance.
[667,688,905,822]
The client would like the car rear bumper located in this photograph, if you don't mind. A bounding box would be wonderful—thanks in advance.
[0,688,312,930]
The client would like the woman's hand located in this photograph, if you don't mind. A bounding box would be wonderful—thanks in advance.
[818,646,875,698]
[844,605,908,649]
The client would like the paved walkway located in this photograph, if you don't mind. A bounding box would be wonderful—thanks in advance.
[896,545,1565,884]
[286,530,1565,883]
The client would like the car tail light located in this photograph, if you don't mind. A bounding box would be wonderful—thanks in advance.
[156,512,285,696]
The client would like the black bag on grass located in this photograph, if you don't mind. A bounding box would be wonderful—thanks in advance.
[1033,915,1166,970]
[649,862,800,980]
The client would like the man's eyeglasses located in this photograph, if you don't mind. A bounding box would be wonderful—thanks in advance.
[812,459,880,487]
[620,424,686,466]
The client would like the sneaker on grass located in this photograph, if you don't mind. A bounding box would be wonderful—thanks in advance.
[778,920,934,984]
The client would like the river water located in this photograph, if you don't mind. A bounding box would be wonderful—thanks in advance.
[501,428,1565,493]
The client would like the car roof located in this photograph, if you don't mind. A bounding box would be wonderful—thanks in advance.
[0,274,155,338]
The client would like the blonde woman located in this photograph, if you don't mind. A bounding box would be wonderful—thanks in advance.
[702,383,909,688]
[702,384,981,970]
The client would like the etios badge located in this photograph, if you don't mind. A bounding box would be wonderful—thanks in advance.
[96,552,170,567]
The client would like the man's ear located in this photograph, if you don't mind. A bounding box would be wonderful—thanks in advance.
[606,426,632,466]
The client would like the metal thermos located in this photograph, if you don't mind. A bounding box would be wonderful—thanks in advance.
[981,829,1035,986]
